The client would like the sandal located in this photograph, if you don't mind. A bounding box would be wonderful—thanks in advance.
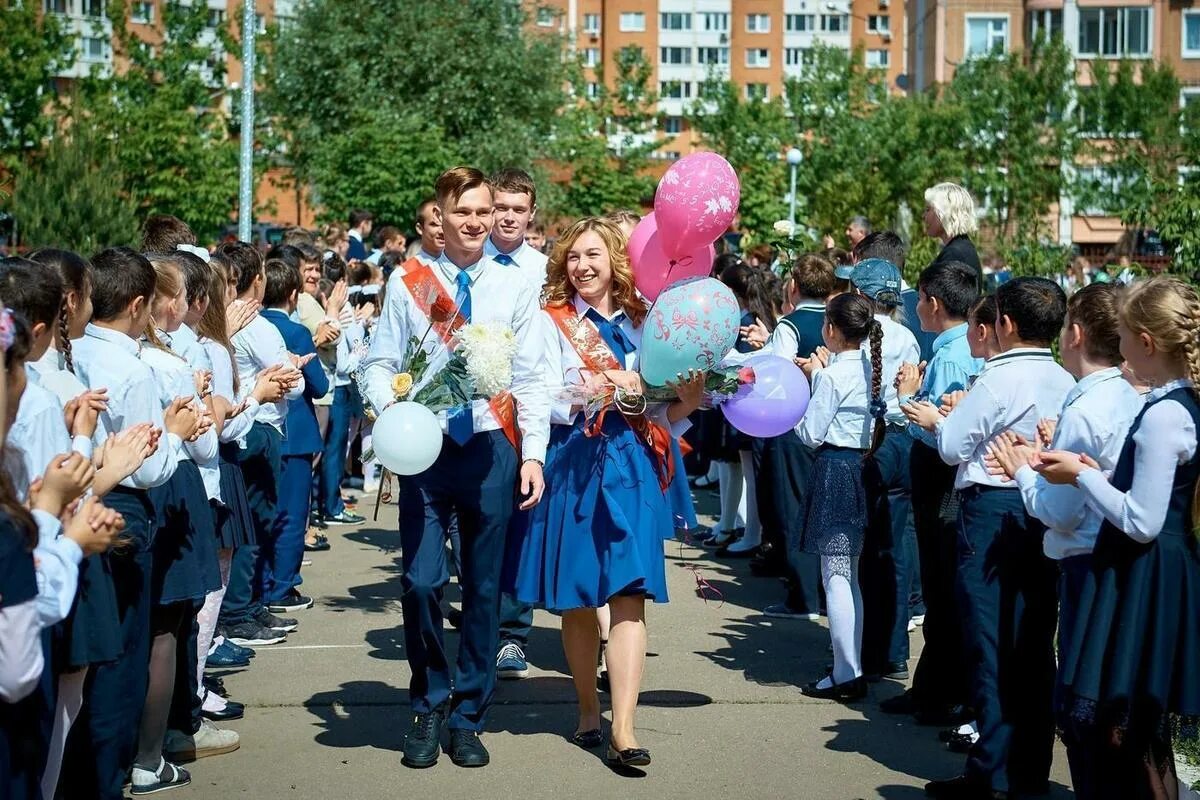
[130,760,191,795]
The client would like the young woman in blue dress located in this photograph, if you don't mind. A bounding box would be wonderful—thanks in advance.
[511,217,704,769]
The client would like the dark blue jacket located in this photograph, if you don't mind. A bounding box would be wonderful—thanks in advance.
[262,308,329,456]
[347,234,368,262]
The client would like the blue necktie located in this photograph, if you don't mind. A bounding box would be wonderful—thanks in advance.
[448,269,474,445]
[585,308,634,365]
[454,269,472,323]
[494,253,515,267]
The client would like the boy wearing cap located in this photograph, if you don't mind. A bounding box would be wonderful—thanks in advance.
[845,259,922,683]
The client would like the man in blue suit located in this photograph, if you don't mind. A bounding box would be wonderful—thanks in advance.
[347,209,373,261]
[261,258,329,614]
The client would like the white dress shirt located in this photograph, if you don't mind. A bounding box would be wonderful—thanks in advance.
[72,324,181,489]
[142,336,220,498]
[0,598,43,703]
[874,314,922,426]
[1077,378,1198,543]
[796,349,874,450]
[10,376,92,486]
[232,313,304,434]
[721,302,824,367]
[484,237,548,290]
[28,347,95,418]
[202,338,260,448]
[1013,366,1143,559]
[538,297,688,437]
[362,250,551,463]
[936,348,1077,489]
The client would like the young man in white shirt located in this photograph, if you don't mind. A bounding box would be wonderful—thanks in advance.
[362,167,549,769]
[482,167,548,289]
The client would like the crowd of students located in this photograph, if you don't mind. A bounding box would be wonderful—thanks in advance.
[1,166,1197,800]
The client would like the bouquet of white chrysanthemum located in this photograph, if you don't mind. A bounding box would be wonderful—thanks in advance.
[456,321,518,398]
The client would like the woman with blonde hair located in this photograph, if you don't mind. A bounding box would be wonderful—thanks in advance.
[923,182,982,278]
[508,217,704,768]
[319,223,350,261]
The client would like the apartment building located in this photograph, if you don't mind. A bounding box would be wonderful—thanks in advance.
[540,0,907,157]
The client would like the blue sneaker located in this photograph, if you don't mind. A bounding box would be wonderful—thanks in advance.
[496,641,529,680]
[223,640,255,660]
[206,641,249,668]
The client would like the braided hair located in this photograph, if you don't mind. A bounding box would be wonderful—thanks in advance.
[825,293,887,455]
[27,249,90,374]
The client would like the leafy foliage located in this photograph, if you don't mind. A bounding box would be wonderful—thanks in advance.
[11,120,139,253]
[0,2,73,171]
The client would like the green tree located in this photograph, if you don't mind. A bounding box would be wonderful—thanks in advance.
[552,45,659,220]
[268,0,572,218]
[11,121,139,253]
[0,2,72,171]
[68,0,241,240]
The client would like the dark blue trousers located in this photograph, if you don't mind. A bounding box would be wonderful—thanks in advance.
[957,485,1058,795]
[1056,554,1092,795]
[861,425,914,673]
[910,441,969,710]
[397,430,517,731]
[260,453,314,603]
[756,434,822,614]
[318,384,351,518]
[221,422,282,623]
[499,509,534,645]
[67,488,155,800]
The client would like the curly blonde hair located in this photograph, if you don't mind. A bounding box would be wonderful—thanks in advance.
[542,217,647,325]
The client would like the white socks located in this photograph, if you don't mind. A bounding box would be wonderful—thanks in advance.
[717,460,745,533]
[725,451,762,552]
[823,554,864,684]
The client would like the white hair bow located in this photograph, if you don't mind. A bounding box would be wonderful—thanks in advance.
[176,243,211,263]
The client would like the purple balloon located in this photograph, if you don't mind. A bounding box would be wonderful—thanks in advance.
[720,356,811,438]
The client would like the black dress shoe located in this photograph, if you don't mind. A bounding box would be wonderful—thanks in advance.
[945,732,976,754]
[604,743,651,768]
[915,703,972,727]
[597,670,610,693]
[880,689,920,715]
[801,676,867,702]
[570,729,604,749]
[446,606,463,630]
[401,706,446,768]
[925,775,1008,799]
[202,701,245,721]
[448,729,489,767]
[202,675,227,698]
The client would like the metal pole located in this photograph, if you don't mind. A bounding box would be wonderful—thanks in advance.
[789,163,798,239]
[237,1,256,243]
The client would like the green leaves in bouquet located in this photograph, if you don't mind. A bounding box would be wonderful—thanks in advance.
[411,354,476,413]
[642,368,743,402]
[404,336,432,384]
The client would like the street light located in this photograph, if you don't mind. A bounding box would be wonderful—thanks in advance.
[787,147,803,239]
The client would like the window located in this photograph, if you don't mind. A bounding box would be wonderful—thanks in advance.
[698,47,729,65]
[619,12,645,32]
[82,0,104,17]
[583,13,600,35]
[1076,165,1132,215]
[745,48,770,67]
[535,7,554,27]
[82,36,108,61]
[660,46,691,65]
[867,15,889,33]
[785,47,809,66]
[1026,9,1062,42]
[1078,8,1150,58]
[867,49,889,68]
[820,14,848,32]
[659,80,693,99]
[965,16,1009,57]
[256,13,266,33]
[745,83,769,101]
[786,14,814,32]
[662,116,684,134]
[746,13,770,33]
[701,12,729,31]
[585,82,600,100]
[207,9,225,28]
[1184,11,1200,58]
[44,0,68,13]
[583,48,601,67]
[660,12,692,31]
[131,1,153,23]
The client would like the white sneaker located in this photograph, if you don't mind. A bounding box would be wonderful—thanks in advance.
[907,618,917,632]
[912,614,926,626]
[165,719,240,762]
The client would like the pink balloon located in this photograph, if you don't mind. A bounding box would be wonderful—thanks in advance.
[627,212,715,302]
[653,153,741,259]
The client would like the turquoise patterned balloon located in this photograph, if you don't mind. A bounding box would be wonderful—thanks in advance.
[639,277,741,387]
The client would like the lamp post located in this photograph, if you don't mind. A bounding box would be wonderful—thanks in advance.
[786,147,803,239]
[237,2,257,244]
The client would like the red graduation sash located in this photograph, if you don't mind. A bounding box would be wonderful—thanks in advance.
[399,262,519,451]
[544,303,675,490]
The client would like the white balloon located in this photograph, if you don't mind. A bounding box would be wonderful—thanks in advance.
[372,401,443,476]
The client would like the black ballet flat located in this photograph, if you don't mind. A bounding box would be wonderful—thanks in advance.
[570,729,604,749]
[605,744,651,768]
[801,676,867,702]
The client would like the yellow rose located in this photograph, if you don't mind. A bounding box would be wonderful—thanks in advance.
[391,372,414,398]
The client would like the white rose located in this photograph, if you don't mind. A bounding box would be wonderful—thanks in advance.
[773,220,794,236]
